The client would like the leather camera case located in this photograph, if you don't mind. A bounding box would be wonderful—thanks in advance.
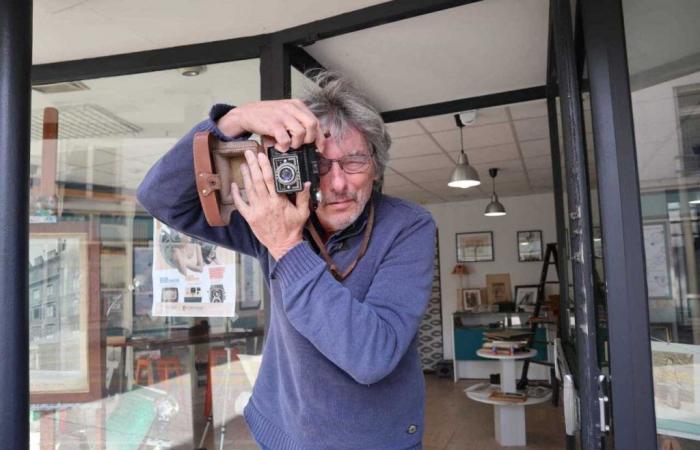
[193,131,265,226]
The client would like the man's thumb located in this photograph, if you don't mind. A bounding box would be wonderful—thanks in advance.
[295,182,311,215]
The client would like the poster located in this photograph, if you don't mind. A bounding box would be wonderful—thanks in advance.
[643,223,671,299]
[152,220,236,317]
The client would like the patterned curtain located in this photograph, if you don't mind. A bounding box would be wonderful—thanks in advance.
[418,230,444,372]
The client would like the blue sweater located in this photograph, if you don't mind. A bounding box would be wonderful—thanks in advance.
[136,106,436,450]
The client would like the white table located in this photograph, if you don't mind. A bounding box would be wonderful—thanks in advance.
[465,349,551,446]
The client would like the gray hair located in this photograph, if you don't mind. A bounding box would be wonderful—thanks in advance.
[301,70,391,180]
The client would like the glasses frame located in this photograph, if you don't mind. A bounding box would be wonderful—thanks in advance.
[318,152,374,176]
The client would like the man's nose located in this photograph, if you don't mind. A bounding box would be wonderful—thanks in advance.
[327,161,348,192]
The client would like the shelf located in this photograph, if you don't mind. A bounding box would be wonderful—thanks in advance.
[465,382,552,406]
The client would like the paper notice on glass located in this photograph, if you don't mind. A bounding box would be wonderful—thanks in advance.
[152,220,236,317]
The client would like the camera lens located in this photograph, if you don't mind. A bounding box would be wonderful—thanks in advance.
[277,165,296,183]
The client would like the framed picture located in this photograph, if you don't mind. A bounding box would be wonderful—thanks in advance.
[29,221,103,404]
[486,273,512,303]
[514,285,540,308]
[517,230,543,262]
[456,231,494,262]
[462,289,482,311]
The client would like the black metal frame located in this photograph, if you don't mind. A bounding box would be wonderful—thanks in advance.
[2,0,660,448]
[0,1,32,449]
[550,0,603,448]
[455,231,494,263]
[580,0,657,448]
[516,229,543,262]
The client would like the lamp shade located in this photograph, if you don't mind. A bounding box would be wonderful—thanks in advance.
[448,152,481,189]
[484,193,507,216]
[451,264,470,275]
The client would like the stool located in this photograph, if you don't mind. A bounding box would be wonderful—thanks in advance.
[155,356,184,382]
[204,348,239,419]
[134,357,155,386]
[155,355,187,410]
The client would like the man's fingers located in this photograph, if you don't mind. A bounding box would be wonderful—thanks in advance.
[294,182,311,217]
[230,182,250,218]
[282,116,306,150]
[271,123,292,151]
[257,152,279,197]
[244,150,271,199]
[239,162,258,203]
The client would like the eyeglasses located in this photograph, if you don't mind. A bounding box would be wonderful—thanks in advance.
[318,154,373,175]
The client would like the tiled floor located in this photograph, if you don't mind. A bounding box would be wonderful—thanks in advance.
[423,374,566,450]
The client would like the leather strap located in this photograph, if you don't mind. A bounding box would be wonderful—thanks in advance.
[193,131,264,226]
[306,203,375,281]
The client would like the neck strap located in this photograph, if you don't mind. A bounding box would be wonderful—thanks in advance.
[306,203,375,281]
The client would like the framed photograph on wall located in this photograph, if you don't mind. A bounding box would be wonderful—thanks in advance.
[514,285,540,308]
[462,289,482,311]
[517,230,543,262]
[456,231,494,262]
[486,273,512,303]
[29,221,103,404]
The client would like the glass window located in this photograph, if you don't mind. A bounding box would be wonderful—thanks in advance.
[622,1,700,446]
[28,59,265,449]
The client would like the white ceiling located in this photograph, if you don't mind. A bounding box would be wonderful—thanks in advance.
[33,0,388,64]
[306,0,548,111]
[29,0,562,208]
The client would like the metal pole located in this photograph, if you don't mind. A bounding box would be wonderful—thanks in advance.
[0,0,32,448]
[580,0,657,447]
[259,40,291,341]
[551,0,603,448]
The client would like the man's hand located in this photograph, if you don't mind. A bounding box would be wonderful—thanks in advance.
[230,150,311,261]
[217,99,326,152]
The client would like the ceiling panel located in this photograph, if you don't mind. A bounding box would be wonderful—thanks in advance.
[432,122,516,152]
[385,120,425,138]
[509,99,548,119]
[513,116,549,141]
[388,153,454,173]
[417,106,511,133]
[390,134,444,159]
[519,138,550,158]
[524,155,552,171]
[449,144,521,165]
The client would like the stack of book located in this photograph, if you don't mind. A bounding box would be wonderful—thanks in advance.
[481,329,533,355]
[488,390,528,403]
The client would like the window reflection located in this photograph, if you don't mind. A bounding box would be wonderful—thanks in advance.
[28,60,265,449]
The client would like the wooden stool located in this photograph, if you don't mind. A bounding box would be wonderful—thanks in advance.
[134,356,154,386]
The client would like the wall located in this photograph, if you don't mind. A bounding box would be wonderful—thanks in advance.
[425,192,558,360]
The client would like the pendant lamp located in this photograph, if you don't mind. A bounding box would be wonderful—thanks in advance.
[448,114,480,189]
[484,168,506,216]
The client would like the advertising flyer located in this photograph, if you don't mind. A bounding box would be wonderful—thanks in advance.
[152,220,236,317]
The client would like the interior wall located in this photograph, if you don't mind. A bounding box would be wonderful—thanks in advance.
[424,192,558,360]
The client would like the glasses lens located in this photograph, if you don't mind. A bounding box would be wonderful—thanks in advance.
[318,155,371,175]
[318,157,332,175]
[342,155,370,173]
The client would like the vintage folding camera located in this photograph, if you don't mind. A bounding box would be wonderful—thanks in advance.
[193,131,321,226]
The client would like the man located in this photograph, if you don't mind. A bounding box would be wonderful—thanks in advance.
[137,72,436,450]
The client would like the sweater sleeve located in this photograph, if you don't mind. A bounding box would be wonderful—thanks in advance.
[136,104,262,257]
[272,211,436,385]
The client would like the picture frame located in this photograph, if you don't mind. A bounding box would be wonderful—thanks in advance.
[517,230,543,262]
[456,231,494,262]
[29,221,103,404]
[461,289,482,311]
[486,273,512,303]
[514,285,540,308]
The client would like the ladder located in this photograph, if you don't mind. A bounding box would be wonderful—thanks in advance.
[516,242,560,404]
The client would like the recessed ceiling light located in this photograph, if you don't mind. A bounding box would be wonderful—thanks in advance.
[179,65,207,77]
